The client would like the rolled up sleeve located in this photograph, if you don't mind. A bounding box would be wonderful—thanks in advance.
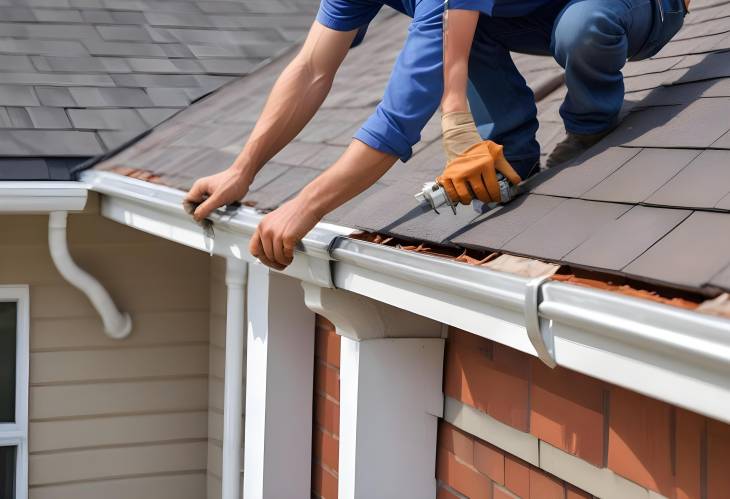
[316,0,381,32]
[446,0,489,10]
[354,0,445,162]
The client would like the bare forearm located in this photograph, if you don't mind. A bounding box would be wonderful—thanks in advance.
[441,9,479,114]
[232,64,331,180]
[231,22,355,182]
[297,140,397,218]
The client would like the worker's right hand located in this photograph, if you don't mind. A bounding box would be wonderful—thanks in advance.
[184,167,251,222]
[441,111,484,162]
[437,141,522,205]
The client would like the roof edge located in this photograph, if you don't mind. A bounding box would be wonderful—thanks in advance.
[81,170,730,423]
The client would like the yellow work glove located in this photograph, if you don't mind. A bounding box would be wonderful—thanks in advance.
[441,111,483,162]
[437,140,522,205]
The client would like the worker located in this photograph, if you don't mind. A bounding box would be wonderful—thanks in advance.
[438,0,688,204]
[185,0,688,270]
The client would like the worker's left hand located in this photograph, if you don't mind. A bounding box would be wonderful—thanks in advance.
[249,195,320,271]
[437,141,522,204]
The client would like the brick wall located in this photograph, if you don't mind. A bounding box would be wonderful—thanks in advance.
[306,319,730,498]
[437,421,591,499]
[312,316,340,499]
[444,327,730,499]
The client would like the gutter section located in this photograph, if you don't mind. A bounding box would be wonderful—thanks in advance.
[81,170,730,423]
[0,182,88,212]
[541,282,730,423]
[83,171,347,288]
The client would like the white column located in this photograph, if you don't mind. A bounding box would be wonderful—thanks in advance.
[304,285,445,499]
[243,264,316,499]
[222,259,247,499]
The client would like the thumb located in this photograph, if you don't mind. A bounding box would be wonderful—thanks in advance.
[193,193,222,221]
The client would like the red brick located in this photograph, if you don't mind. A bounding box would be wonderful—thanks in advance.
[505,455,530,499]
[445,330,530,431]
[315,360,340,401]
[315,392,340,436]
[528,467,564,499]
[707,419,730,499]
[475,440,505,484]
[439,422,475,465]
[314,427,339,472]
[674,408,703,499]
[312,464,338,499]
[566,484,591,499]
[438,485,462,499]
[607,387,673,496]
[437,450,492,499]
[530,360,606,467]
[315,316,340,368]
[494,485,520,499]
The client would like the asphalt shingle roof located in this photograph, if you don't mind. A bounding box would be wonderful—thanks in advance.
[0,0,318,178]
[96,0,730,296]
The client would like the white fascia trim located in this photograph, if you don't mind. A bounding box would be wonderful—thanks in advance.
[0,181,88,213]
[81,170,730,423]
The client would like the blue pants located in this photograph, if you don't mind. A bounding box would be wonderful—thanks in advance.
[468,0,658,176]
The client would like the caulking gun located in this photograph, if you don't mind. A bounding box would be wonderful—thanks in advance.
[414,173,519,214]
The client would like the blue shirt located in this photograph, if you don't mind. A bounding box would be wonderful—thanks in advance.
[317,0,550,161]
[317,0,549,161]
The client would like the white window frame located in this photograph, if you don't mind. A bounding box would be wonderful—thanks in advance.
[0,286,29,499]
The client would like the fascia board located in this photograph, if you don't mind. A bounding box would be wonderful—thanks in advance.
[0,181,88,212]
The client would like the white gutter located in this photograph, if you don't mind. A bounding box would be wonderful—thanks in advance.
[81,170,730,423]
[0,181,88,212]
[48,211,133,339]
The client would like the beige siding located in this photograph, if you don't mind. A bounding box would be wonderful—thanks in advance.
[208,257,226,497]
[0,199,212,498]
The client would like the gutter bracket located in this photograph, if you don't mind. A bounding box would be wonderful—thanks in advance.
[524,275,557,368]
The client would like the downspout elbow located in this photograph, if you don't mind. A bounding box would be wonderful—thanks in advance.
[48,211,133,339]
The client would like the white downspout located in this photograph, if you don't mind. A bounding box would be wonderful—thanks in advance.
[48,211,132,339]
[222,258,248,499]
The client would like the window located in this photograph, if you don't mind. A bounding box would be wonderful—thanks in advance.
[0,287,28,499]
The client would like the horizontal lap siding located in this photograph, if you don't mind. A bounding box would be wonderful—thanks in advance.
[206,256,239,499]
[0,206,211,499]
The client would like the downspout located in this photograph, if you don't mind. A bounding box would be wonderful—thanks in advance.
[48,211,132,339]
[222,258,248,499]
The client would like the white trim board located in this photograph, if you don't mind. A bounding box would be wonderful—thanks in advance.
[0,285,30,499]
